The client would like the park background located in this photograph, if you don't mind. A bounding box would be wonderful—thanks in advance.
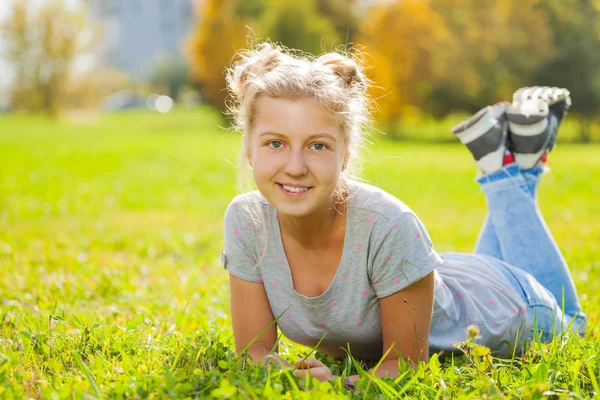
[1,0,599,398]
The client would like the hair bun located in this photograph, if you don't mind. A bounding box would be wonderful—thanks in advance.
[317,53,365,91]
[229,43,283,98]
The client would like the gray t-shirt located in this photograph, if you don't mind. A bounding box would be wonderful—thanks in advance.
[221,179,528,361]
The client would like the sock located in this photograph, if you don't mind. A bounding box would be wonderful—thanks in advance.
[480,150,515,175]
[503,150,515,166]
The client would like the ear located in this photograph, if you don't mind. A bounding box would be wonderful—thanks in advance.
[245,147,253,168]
[342,151,350,171]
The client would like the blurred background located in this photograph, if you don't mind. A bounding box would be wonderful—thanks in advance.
[0,0,598,141]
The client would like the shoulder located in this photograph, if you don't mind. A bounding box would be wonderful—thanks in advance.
[224,191,269,223]
[347,179,418,227]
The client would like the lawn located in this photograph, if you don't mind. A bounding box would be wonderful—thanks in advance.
[1,108,599,399]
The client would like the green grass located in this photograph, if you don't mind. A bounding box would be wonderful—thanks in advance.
[1,108,599,399]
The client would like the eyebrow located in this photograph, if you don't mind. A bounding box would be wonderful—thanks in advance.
[258,131,337,141]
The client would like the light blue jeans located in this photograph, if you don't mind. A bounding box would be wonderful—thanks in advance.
[474,163,587,341]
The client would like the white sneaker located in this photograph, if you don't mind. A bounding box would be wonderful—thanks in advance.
[452,102,510,174]
[507,87,571,169]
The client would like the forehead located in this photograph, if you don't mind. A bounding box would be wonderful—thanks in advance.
[252,96,342,138]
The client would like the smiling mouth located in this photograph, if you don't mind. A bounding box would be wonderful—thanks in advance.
[277,183,312,194]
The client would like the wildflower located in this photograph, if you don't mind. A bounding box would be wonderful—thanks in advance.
[465,324,480,339]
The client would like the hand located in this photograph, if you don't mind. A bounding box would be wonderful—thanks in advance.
[292,357,336,383]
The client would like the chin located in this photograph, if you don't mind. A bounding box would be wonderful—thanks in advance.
[275,204,316,218]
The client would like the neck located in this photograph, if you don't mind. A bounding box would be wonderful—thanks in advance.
[278,195,347,249]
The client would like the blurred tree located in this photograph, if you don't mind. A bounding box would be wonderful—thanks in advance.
[426,0,553,117]
[316,0,360,46]
[64,68,131,110]
[533,0,600,141]
[1,0,96,115]
[187,0,341,110]
[187,0,247,110]
[233,0,268,19]
[358,0,450,130]
[146,53,190,100]
[258,0,339,55]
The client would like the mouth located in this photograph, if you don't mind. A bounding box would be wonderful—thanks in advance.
[277,183,312,196]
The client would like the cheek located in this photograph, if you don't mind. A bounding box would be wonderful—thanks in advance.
[252,149,280,175]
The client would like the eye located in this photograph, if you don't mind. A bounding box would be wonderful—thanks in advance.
[311,143,327,151]
[268,140,283,149]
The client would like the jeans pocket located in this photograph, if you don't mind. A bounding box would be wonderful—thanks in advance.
[495,260,558,309]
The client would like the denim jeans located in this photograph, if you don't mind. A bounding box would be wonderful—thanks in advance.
[473,163,587,341]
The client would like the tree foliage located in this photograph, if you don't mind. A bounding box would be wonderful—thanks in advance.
[425,0,554,117]
[187,0,341,110]
[532,0,600,141]
[258,0,339,56]
[187,0,247,111]
[1,0,95,115]
[358,0,450,124]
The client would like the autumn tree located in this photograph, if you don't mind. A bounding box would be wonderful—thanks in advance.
[532,0,600,141]
[316,0,359,45]
[358,0,450,128]
[187,0,341,110]
[1,0,95,115]
[187,0,247,111]
[427,0,553,117]
[255,0,339,57]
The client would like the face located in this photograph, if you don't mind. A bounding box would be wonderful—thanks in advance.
[247,96,348,218]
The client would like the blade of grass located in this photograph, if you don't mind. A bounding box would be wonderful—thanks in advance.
[74,352,103,399]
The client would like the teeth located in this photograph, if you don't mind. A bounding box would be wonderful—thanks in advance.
[282,185,308,193]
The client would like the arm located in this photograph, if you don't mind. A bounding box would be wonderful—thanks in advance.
[229,273,292,369]
[347,272,435,383]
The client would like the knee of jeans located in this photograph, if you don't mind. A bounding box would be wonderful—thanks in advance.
[527,302,573,343]
[565,313,588,337]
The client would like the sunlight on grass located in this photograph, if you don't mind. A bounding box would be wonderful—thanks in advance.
[1,109,598,398]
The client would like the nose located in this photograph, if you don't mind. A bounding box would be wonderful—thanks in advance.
[284,149,307,176]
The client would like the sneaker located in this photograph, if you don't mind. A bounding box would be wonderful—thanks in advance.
[507,86,571,169]
[452,102,510,174]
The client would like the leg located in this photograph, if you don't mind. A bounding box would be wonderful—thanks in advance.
[475,164,541,259]
[477,163,586,329]
[460,87,570,264]
[474,215,503,260]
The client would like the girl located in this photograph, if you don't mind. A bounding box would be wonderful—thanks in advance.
[220,43,587,388]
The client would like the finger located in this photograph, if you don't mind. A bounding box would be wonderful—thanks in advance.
[293,367,326,379]
[304,357,322,366]
[295,357,320,368]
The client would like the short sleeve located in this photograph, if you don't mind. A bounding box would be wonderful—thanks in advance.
[222,199,262,283]
[369,212,442,298]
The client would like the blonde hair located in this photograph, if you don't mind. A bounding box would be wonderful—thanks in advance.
[224,42,373,265]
